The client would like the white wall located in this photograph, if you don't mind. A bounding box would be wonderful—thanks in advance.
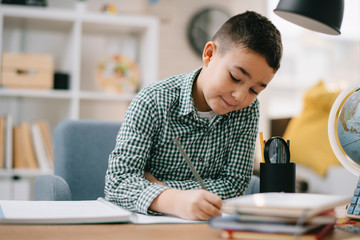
[146,0,267,79]
[48,0,267,79]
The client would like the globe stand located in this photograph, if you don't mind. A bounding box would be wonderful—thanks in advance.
[328,82,360,219]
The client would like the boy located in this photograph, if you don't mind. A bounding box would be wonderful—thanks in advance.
[105,11,282,220]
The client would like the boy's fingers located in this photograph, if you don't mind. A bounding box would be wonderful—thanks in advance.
[203,191,223,209]
[197,200,222,220]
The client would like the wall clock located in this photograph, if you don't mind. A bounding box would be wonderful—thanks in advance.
[187,8,230,57]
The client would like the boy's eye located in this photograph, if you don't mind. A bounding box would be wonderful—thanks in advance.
[230,73,240,82]
[250,88,259,95]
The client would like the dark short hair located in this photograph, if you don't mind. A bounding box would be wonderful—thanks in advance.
[212,11,282,71]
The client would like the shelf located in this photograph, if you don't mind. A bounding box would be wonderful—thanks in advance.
[0,88,73,99]
[0,168,53,178]
[82,12,157,32]
[0,88,137,101]
[0,5,77,21]
[0,5,157,31]
[79,91,135,101]
[0,5,158,191]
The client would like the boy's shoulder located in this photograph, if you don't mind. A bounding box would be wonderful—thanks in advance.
[137,69,199,103]
[146,69,198,92]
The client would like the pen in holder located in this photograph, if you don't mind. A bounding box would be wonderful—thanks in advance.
[260,136,296,193]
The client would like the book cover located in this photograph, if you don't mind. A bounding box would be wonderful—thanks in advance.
[37,120,53,167]
[22,122,38,169]
[4,114,13,169]
[221,223,334,240]
[0,115,5,168]
[13,124,25,168]
[31,123,51,170]
[209,215,324,235]
[223,193,351,219]
[234,211,336,225]
[13,122,38,169]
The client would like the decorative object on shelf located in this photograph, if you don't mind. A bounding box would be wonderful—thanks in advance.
[1,52,54,89]
[1,0,47,7]
[53,72,69,90]
[99,4,117,15]
[187,8,230,57]
[96,54,140,94]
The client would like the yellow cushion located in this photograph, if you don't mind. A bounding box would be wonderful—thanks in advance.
[283,81,341,176]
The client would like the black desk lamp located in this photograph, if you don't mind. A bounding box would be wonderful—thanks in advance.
[274,0,344,35]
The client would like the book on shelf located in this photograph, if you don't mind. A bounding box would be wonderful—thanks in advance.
[9,119,53,170]
[37,120,54,167]
[223,192,351,219]
[2,114,13,170]
[220,223,335,240]
[31,123,51,170]
[13,122,38,169]
[0,115,4,168]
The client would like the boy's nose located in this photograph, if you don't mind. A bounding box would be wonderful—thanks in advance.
[231,88,246,103]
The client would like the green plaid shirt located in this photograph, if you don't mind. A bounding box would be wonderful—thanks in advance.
[105,68,259,215]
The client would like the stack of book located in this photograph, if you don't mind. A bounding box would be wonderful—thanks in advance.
[209,192,351,240]
[0,114,53,171]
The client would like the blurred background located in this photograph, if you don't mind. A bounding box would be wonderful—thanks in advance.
[0,0,359,199]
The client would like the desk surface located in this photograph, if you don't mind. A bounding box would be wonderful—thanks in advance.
[0,223,357,240]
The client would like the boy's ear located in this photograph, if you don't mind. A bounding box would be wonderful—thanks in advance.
[202,41,216,66]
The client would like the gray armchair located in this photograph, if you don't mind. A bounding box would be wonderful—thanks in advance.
[34,120,259,201]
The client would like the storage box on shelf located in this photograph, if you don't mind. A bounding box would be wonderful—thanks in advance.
[1,53,54,89]
[0,5,159,199]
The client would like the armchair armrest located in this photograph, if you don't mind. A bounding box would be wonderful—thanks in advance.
[34,175,72,201]
[245,175,260,195]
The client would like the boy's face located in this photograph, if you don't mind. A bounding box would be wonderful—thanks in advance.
[193,41,275,115]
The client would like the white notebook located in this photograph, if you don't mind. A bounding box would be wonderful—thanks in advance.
[0,198,201,225]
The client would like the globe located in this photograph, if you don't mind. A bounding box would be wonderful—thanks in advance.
[329,83,360,176]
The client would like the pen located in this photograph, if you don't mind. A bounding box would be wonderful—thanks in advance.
[259,132,265,163]
[174,138,208,191]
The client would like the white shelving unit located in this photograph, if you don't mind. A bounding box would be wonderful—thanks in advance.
[0,5,159,200]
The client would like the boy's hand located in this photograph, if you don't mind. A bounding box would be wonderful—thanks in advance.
[149,188,222,221]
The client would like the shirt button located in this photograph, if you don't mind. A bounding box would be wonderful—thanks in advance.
[199,157,204,162]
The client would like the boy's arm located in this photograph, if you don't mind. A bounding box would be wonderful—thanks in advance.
[105,91,169,215]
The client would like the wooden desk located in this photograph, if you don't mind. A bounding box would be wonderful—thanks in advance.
[0,223,357,240]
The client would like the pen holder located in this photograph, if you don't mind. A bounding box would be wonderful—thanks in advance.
[260,162,296,193]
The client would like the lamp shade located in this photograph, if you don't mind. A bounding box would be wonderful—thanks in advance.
[274,0,344,35]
